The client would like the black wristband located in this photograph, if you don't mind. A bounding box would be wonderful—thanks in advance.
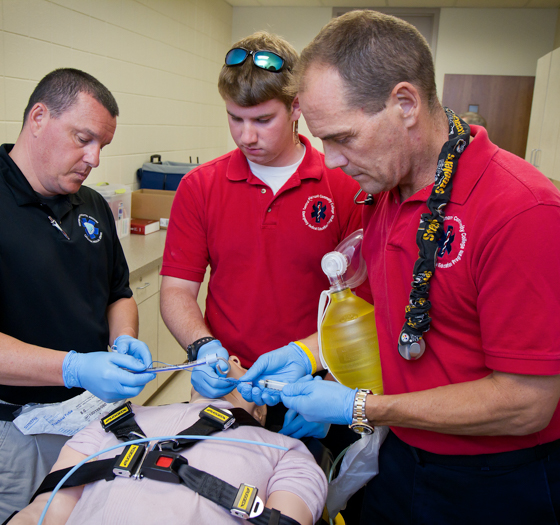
[187,337,217,361]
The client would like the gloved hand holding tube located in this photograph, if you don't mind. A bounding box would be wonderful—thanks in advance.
[191,340,234,398]
[279,408,331,439]
[281,375,356,426]
[237,342,314,406]
[112,334,153,368]
[62,349,156,403]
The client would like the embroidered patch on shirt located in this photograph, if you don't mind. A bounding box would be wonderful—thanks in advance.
[78,214,103,243]
[302,195,335,231]
[436,215,467,269]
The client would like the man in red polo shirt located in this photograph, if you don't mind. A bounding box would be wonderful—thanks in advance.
[160,32,362,436]
[239,11,560,525]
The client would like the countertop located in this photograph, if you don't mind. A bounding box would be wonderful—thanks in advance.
[120,229,167,278]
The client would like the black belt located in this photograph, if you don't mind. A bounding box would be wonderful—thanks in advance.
[408,436,560,468]
[0,403,21,422]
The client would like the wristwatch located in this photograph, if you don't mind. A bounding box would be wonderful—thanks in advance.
[349,389,374,435]
[187,337,216,362]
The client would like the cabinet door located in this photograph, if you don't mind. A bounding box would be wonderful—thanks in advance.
[129,266,159,304]
[157,304,190,391]
[538,50,560,179]
[526,52,551,164]
[131,293,159,405]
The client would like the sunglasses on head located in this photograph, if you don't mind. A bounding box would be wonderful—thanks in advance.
[225,48,289,73]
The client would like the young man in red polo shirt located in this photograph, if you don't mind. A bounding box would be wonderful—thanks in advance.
[160,32,362,437]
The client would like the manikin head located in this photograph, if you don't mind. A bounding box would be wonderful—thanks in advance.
[190,356,267,426]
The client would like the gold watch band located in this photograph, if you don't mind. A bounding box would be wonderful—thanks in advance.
[349,389,374,435]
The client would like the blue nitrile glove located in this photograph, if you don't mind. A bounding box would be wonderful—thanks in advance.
[190,340,234,398]
[279,408,331,439]
[281,375,356,425]
[62,350,156,403]
[112,335,153,368]
[237,342,312,406]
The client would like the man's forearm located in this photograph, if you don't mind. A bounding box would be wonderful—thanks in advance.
[297,333,324,372]
[0,332,66,386]
[366,371,560,436]
[160,277,211,352]
[106,297,139,345]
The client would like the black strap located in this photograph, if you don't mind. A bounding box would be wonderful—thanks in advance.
[110,419,145,441]
[31,458,117,501]
[30,405,300,524]
[268,508,281,525]
[397,108,470,357]
[0,403,21,422]
[33,448,300,524]
[161,407,262,452]
[101,402,147,442]
[176,464,299,525]
[33,406,263,499]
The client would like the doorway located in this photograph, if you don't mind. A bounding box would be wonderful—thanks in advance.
[442,74,535,159]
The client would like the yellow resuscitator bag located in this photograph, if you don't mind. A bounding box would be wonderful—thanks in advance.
[318,229,383,394]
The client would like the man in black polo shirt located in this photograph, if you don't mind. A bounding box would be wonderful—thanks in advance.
[0,68,156,522]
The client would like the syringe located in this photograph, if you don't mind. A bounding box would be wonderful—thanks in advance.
[258,379,287,391]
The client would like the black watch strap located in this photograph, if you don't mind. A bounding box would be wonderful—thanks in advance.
[187,337,217,361]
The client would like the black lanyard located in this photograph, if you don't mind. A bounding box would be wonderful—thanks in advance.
[397,108,470,360]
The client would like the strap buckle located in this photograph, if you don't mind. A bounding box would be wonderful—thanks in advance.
[113,444,147,478]
[114,447,188,484]
[156,439,181,452]
[140,450,189,484]
[199,405,235,430]
[231,483,264,519]
[101,402,134,432]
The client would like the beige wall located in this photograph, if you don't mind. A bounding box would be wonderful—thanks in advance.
[231,6,558,152]
[232,6,558,96]
[0,0,232,189]
[555,8,560,49]
[435,8,557,93]
[1,3,557,179]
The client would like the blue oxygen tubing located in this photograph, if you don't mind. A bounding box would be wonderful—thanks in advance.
[37,434,289,525]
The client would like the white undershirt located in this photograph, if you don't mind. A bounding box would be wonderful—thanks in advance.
[247,146,306,194]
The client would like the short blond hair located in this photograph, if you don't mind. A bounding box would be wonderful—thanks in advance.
[218,31,298,110]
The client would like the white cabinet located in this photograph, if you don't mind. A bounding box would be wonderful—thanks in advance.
[121,231,208,405]
[157,307,187,390]
[129,264,209,405]
[526,49,560,181]
[133,294,159,405]
[129,261,190,405]
[129,265,160,405]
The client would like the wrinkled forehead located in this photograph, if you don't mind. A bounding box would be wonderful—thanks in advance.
[66,96,117,147]
[298,67,353,139]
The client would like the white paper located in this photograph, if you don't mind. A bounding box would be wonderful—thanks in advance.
[13,391,123,436]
